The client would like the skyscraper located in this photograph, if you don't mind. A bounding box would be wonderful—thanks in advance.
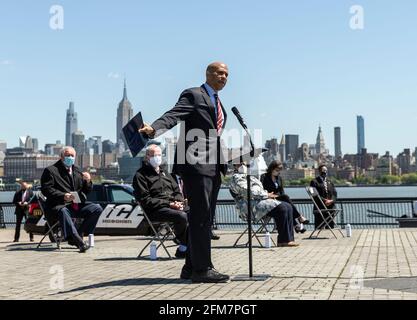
[334,127,342,158]
[66,102,78,146]
[116,79,134,150]
[315,126,326,155]
[72,130,85,156]
[357,115,365,154]
[285,135,299,162]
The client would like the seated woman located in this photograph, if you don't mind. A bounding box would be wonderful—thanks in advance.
[262,160,309,233]
[229,162,299,247]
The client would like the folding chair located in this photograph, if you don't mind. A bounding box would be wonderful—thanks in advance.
[36,193,63,250]
[305,186,345,239]
[137,209,178,260]
[230,189,277,248]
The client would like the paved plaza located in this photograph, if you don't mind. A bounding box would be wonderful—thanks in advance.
[2,228,417,300]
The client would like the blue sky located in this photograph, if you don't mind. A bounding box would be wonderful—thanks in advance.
[1,0,416,155]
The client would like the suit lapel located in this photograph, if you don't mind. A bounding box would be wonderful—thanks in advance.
[57,162,74,190]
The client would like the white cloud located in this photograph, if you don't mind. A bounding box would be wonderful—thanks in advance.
[107,72,120,79]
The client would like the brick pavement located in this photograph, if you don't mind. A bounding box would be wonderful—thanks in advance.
[1,228,417,300]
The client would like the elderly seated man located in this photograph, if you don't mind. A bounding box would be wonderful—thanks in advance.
[229,162,299,247]
[132,144,188,258]
[40,146,102,253]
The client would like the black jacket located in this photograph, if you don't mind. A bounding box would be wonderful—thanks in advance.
[40,160,93,215]
[261,174,285,197]
[132,163,184,214]
[151,85,228,177]
[13,189,34,216]
[310,176,338,210]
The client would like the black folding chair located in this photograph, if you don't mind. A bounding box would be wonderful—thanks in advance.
[36,193,63,250]
[137,208,178,260]
[305,186,345,239]
[230,189,277,248]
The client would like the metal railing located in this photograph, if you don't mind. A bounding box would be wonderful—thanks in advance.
[1,197,416,230]
[214,197,417,230]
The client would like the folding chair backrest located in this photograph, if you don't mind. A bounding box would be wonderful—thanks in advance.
[305,186,327,212]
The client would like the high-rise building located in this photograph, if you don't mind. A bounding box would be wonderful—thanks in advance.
[357,115,365,154]
[4,149,59,182]
[397,149,412,174]
[285,135,299,162]
[66,102,78,146]
[116,79,134,150]
[279,135,285,162]
[315,126,326,155]
[334,127,342,158]
[72,130,85,156]
[102,140,116,154]
[0,140,7,152]
[86,136,102,155]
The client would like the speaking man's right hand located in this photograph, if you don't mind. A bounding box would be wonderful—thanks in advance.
[139,123,155,136]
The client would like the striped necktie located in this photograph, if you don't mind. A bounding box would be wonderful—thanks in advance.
[214,94,224,135]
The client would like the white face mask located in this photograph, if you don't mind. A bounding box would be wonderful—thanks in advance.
[149,156,162,168]
[238,165,248,174]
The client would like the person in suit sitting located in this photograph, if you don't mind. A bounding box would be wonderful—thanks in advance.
[310,165,338,229]
[230,162,299,247]
[40,146,102,252]
[261,160,309,233]
[13,180,34,242]
[133,144,188,259]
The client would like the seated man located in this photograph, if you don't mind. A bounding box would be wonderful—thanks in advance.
[310,164,338,229]
[40,146,102,253]
[132,144,188,258]
[230,162,299,247]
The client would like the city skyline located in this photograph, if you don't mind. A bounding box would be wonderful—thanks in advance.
[1,1,417,155]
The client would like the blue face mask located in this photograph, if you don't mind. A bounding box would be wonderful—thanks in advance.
[63,156,75,167]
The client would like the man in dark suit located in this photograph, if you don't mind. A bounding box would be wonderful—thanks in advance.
[13,180,34,242]
[140,62,229,283]
[133,144,188,258]
[310,165,338,229]
[40,146,102,252]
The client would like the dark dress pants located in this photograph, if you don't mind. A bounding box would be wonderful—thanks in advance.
[14,213,33,241]
[58,203,102,240]
[278,194,303,225]
[267,202,295,243]
[149,207,188,245]
[182,174,220,272]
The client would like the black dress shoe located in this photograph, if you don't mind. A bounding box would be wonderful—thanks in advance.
[210,230,220,240]
[79,242,90,253]
[295,227,307,234]
[175,248,187,259]
[191,269,230,283]
[180,265,192,280]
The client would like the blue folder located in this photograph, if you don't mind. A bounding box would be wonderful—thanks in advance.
[122,112,149,157]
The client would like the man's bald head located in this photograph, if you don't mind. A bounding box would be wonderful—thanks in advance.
[206,62,229,92]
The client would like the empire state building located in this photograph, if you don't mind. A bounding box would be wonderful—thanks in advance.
[116,79,134,150]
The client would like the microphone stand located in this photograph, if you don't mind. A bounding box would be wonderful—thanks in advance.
[232,117,270,282]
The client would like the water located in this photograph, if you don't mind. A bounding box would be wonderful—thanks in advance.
[1,186,417,203]
[219,186,417,200]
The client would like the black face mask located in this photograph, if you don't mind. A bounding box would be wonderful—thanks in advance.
[320,172,328,178]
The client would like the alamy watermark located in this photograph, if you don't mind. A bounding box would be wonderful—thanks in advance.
[49,5,64,30]
[350,5,365,30]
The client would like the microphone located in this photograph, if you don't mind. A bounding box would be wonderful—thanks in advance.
[232,107,248,130]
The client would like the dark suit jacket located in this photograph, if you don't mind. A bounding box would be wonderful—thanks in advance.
[151,85,228,177]
[132,163,184,214]
[310,176,338,210]
[13,189,34,216]
[261,174,285,197]
[40,160,93,215]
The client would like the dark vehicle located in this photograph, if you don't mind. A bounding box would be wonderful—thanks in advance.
[24,183,151,237]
